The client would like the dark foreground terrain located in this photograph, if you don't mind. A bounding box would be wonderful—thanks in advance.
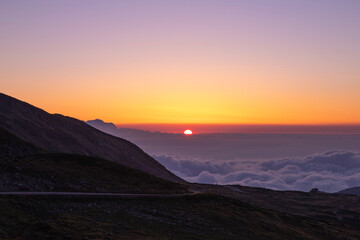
[0,126,186,194]
[1,192,360,240]
[0,152,187,194]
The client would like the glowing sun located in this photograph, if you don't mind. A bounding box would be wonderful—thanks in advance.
[184,129,193,135]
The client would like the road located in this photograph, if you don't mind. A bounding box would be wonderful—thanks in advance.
[0,192,193,198]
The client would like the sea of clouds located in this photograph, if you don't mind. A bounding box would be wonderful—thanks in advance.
[154,151,360,193]
[87,120,360,193]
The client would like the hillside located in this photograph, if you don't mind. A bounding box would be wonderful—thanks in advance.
[0,126,186,193]
[0,153,187,193]
[0,93,181,182]
[338,187,360,196]
[0,127,40,159]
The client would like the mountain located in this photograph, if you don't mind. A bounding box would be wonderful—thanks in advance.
[0,126,186,193]
[0,93,181,182]
[338,187,360,196]
[87,119,153,139]
[87,119,118,133]
[0,127,40,159]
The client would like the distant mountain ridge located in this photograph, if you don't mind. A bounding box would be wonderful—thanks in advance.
[0,92,182,182]
[87,119,152,138]
[87,119,118,132]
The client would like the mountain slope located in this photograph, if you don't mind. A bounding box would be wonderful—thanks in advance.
[0,126,186,193]
[0,127,40,159]
[338,187,360,196]
[0,93,181,182]
[0,152,187,193]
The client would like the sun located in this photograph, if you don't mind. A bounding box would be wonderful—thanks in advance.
[184,129,193,135]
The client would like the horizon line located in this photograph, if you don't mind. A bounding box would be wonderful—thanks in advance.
[111,123,360,134]
[113,123,360,126]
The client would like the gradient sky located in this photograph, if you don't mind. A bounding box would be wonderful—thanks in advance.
[1,0,360,125]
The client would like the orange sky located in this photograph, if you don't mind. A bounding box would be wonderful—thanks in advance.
[1,1,360,125]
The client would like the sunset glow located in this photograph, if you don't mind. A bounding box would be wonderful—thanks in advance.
[1,1,360,128]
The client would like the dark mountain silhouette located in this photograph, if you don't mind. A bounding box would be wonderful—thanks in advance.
[0,126,186,193]
[338,187,360,196]
[0,93,181,182]
[0,127,41,159]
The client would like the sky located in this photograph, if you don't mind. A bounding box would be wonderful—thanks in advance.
[1,0,360,127]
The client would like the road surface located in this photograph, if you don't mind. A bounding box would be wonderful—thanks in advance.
[0,192,194,198]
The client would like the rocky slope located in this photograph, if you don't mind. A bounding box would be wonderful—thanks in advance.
[0,126,186,193]
[0,93,181,182]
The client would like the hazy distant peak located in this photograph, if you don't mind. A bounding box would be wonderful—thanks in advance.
[87,119,118,131]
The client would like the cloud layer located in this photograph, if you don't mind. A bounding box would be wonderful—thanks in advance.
[86,120,360,193]
[154,151,360,192]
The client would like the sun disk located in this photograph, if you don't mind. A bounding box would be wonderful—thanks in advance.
[184,129,193,135]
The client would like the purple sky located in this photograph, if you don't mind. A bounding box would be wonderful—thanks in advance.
[1,1,360,125]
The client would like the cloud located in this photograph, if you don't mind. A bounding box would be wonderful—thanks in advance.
[154,151,360,193]
[154,155,237,177]
[197,171,218,184]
